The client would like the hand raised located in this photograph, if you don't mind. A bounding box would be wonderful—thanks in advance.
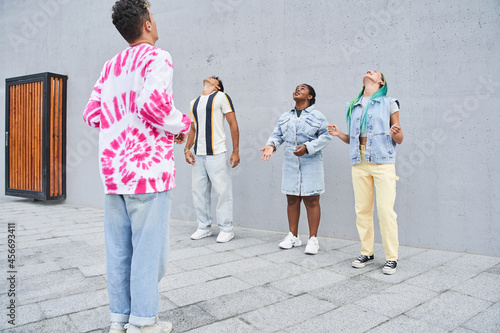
[260,145,274,161]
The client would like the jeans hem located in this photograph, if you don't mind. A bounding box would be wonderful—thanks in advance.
[110,313,130,323]
[129,314,157,327]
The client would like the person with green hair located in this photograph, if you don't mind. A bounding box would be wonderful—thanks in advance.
[328,70,403,275]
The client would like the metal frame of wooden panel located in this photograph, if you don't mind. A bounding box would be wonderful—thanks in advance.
[5,72,67,201]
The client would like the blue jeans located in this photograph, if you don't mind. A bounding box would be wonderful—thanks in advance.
[104,190,172,327]
[192,152,233,232]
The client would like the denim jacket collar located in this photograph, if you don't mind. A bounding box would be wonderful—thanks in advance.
[293,104,315,114]
[354,95,384,107]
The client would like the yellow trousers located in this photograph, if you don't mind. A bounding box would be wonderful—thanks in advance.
[352,146,399,261]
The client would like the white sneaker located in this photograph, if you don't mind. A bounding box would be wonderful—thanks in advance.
[109,322,126,333]
[125,321,173,333]
[191,228,213,240]
[305,236,319,255]
[279,232,302,249]
[216,230,234,243]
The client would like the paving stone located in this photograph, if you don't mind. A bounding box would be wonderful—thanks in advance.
[197,286,290,320]
[366,314,448,333]
[354,283,437,318]
[165,276,253,307]
[69,231,106,244]
[159,294,178,312]
[205,236,266,252]
[240,294,336,332]
[452,272,500,302]
[163,262,185,275]
[444,254,500,274]
[406,265,478,292]
[233,242,281,258]
[337,242,385,257]
[3,315,79,333]
[0,303,45,330]
[292,250,354,270]
[461,302,500,333]
[396,246,427,259]
[259,247,309,264]
[17,231,56,243]
[406,290,492,330]
[364,260,431,284]
[233,229,286,243]
[52,226,104,238]
[17,267,85,296]
[39,289,108,318]
[158,269,216,292]
[486,263,500,275]
[201,257,271,278]
[309,274,392,307]
[173,251,244,271]
[17,236,72,249]
[287,303,388,333]
[325,258,380,278]
[169,245,217,262]
[450,328,477,333]
[269,268,348,296]
[19,275,107,305]
[187,317,255,333]
[314,237,358,251]
[78,262,107,277]
[405,249,464,266]
[17,261,62,278]
[161,304,216,332]
[234,262,310,286]
[69,305,109,332]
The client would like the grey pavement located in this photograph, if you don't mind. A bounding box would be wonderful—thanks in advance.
[0,194,499,333]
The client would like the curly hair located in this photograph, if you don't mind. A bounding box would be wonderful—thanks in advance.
[112,0,151,43]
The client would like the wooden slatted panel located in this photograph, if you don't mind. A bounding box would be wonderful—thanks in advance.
[8,81,43,192]
[50,77,64,196]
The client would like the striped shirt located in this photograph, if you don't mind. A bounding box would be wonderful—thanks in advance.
[190,91,235,155]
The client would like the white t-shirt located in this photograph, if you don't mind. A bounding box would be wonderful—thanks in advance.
[190,91,235,155]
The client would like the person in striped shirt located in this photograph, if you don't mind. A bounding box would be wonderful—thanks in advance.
[184,76,240,243]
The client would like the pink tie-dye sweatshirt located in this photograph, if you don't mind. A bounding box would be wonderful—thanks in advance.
[83,44,191,195]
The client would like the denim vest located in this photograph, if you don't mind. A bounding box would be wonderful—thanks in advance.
[348,96,399,165]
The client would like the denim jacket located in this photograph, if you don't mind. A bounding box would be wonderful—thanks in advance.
[349,96,399,165]
[266,105,332,196]
[266,105,331,155]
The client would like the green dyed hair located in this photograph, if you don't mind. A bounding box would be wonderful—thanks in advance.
[346,73,387,135]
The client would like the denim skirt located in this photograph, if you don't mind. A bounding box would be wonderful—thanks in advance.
[281,144,325,196]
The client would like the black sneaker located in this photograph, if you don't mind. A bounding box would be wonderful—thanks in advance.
[383,260,398,275]
[352,254,374,268]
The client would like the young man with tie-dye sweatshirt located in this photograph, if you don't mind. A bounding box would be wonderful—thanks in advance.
[83,1,189,332]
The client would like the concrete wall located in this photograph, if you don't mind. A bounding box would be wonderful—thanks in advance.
[1,0,499,256]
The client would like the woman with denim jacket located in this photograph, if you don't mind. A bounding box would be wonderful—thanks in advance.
[261,84,332,255]
[328,70,403,275]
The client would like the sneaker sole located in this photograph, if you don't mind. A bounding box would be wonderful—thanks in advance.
[191,231,213,240]
[216,234,234,243]
[279,241,302,249]
[304,249,318,255]
[352,260,374,268]
[383,268,396,275]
